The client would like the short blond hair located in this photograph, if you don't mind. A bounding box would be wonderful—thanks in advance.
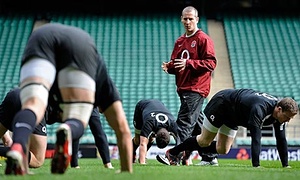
[182,6,198,17]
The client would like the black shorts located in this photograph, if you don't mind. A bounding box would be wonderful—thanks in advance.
[33,119,47,136]
[21,23,100,80]
[0,118,46,136]
[0,88,47,136]
[204,92,238,130]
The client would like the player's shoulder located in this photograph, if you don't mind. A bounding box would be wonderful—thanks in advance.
[38,23,70,30]
[175,34,186,43]
[195,29,213,41]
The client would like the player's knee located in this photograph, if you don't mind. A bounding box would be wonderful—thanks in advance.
[196,135,211,147]
[197,139,211,147]
[29,158,45,168]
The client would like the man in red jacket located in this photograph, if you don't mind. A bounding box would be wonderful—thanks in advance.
[161,6,217,166]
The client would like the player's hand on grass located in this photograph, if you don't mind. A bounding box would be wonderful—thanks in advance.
[138,158,147,165]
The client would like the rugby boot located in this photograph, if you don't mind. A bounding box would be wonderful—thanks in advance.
[196,158,219,166]
[156,149,179,166]
[5,143,28,175]
[51,124,72,174]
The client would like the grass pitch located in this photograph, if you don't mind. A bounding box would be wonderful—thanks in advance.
[0,158,299,180]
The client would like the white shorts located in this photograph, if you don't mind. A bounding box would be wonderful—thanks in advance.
[203,116,237,138]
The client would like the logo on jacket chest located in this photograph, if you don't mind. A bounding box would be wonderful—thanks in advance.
[191,40,196,48]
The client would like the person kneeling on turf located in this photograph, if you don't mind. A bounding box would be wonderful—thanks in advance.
[132,99,180,164]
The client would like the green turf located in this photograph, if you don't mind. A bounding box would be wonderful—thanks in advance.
[0,158,300,180]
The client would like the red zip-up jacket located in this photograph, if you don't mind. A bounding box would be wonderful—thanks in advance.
[167,29,217,97]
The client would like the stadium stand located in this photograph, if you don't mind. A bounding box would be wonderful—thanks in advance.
[223,13,300,100]
[0,14,34,98]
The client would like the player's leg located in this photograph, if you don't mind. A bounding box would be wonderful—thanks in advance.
[156,134,213,166]
[196,128,218,147]
[70,139,80,168]
[6,58,55,175]
[177,92,204,165]
[0,125,11,166]
[214,125,236,154]
[0,127,10,158]
[192,116,219,166]
[177,92,204,143]
[147,137,155,151]
[101,101,132,172]
[28,134,47,168]
[197,95,233,153]
[1,134,47,169]
[27,120,47,168]
[181,115,234,167]
[196,124,236,156]
[1,123,47,169]
[132,101,143,163]
[157,117,218,166]
[89,110,113,169]
[51,67,95,174]
[132,133,140,163]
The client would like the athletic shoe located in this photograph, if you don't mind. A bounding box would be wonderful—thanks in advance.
[5,143,28,175]
[156,154,170,165]
[156,149,179,166]
[51,124,72,174]
[104,163,114,169]
[195,158,219,166]
[71,166,80,169]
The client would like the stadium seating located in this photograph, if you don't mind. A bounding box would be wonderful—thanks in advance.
[223,13,300,103]
[0,14,34,100]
